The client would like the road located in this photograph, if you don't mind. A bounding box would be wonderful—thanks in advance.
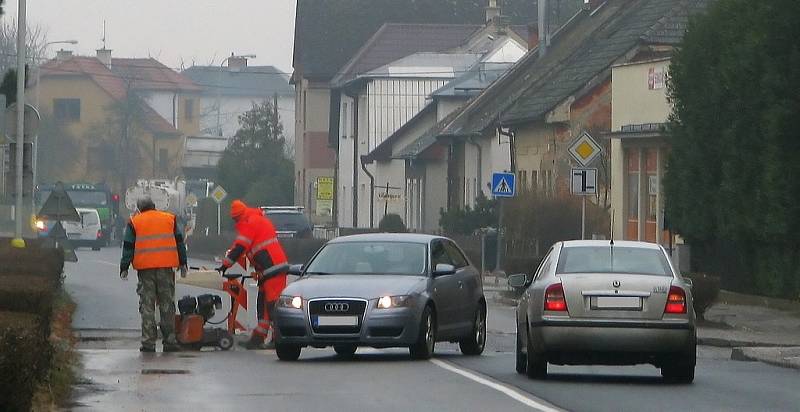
[66,248,800,411]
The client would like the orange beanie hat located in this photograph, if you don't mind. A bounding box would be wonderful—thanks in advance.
[230,199,248,219]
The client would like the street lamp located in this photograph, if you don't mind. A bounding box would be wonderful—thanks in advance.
[216,53,256,137]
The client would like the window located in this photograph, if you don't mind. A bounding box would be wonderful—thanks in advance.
[53,98,81,122]
[184,99,194,120]
[430,240,454,268]
[444,241,469,268]
[159,148,169,173]
[556,246,672,277]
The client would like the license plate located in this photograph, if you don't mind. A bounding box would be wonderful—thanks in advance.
[67,233,82,239]
[594,296,642,310]
[314,316,358,327]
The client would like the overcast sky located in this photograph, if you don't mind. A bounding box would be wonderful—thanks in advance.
[5,0,297,72]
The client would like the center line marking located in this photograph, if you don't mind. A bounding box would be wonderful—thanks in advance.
[429,358,564,412]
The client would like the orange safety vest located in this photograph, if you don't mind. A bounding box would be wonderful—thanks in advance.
[131,210,180,270]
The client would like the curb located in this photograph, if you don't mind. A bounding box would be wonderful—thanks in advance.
[730,347,800,370]
[697,337,792,348]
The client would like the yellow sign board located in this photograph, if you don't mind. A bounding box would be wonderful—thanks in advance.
[568,131,602,167]
[316,177,334,200]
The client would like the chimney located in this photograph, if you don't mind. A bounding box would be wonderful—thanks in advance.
[227,55,248,70]
[96,48,112,68]
[56,49,73,61]
[485,0,501,24]
[527,23,539,50]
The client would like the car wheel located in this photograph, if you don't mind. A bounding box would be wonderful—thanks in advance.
[275,343,301,361]
[515,322,527,374]
[459,304,486,356]
[334,344,357,358]
[661,354,695,383]
[410,306,435,360]
[525,325,547,379]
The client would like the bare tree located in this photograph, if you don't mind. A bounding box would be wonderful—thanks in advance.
[0,18,48,75]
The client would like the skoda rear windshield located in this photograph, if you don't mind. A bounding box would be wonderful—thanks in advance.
[306,242,427,276]
[556,246,673,276]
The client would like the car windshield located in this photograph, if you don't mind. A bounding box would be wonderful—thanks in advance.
[266,213,309,231]
[305,242,427,276]
[67,191,108,206]
[556,246,673,276]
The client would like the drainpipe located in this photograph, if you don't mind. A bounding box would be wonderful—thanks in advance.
[467,135,483,197]
[360,155,375,229]
[351,95,359,228]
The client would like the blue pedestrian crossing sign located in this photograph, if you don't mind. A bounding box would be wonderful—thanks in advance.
[491,172,516,198]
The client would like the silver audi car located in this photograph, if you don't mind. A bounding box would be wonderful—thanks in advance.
[273,234,487,361]
[509,240,696,383]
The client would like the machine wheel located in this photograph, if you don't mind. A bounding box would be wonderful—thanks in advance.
[334,345,357,358]
[525,326,547,379]
[515,323,526,374]
[218,332,234,351]
[409,306,436,360]
[276,343,302,361]
[459,304,486,356]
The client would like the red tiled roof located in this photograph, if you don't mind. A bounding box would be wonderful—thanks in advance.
[40,56,181,136]
[110,58,201,92]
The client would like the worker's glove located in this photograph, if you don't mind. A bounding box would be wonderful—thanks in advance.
[215,265,227,274]
[120,269,129,281]
[179,265,188,278]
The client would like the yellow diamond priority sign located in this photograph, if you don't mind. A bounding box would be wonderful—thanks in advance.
[211,186,228,204]
[568,131,602,167]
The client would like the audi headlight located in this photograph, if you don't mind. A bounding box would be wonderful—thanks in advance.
[377,295,411,309]
[278,295,303,309]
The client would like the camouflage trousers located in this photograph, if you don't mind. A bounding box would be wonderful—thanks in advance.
[136,268,177,348]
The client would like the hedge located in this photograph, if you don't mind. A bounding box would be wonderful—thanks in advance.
[0,241,65,412]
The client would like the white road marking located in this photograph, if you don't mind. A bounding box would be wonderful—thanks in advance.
[84,259,119,267]
[429,358,564,412]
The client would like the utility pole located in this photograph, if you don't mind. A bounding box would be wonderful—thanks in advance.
[12,0,27,247]
[538,0,549,57]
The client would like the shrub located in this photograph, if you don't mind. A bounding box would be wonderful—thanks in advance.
[684,272,721,320]
[378,214,406,233]
[0,312,50,412]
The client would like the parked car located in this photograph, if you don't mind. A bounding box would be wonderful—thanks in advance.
[65,208,105,250]
[273,233,487,361]
[509,240,696,383]
[260,206,313,239]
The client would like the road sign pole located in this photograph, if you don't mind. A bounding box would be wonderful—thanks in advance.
[217,203,221,236]
[495,198,504,273]
[12,0,27,247]
[581,195,586,240]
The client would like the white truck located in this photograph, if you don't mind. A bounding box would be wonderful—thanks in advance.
[125,179,196,237]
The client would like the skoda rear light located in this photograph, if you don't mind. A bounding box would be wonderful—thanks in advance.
[665,286,687,314]
[544,283,568,312]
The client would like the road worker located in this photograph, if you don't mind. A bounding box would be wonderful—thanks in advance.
[120,197,188,353]
[217,199,288,349]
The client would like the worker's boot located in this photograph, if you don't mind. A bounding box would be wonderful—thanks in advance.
[140,345,155,353]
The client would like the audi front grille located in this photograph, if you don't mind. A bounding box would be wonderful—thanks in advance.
[308,299,367,334]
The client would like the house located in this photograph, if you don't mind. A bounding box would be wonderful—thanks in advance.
[181,58,295,143]
[330,11,529,230]
[291,0,539,225]
[607,58,672,245]
[438,0,709,221]
[33,49,201,193]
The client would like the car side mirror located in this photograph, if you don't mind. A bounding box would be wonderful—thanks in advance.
[288,264,304,276]
[683,277,693,288]
[433,263,456,277]
[507,273,529,289]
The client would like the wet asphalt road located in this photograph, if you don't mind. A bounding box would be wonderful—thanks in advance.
[65,248,800,411]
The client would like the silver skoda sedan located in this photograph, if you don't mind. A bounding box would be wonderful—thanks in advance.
[509,240,696,383]
[273,234,487,361]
